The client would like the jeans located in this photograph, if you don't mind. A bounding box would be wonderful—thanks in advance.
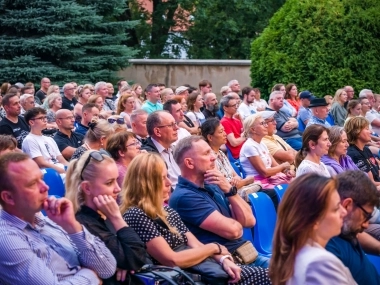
[249,254,270,269]
[285,137,303,151]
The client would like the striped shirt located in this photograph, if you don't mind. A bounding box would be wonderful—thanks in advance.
[0,210,116,284]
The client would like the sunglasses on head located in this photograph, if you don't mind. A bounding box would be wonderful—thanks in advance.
[80,150,111,180]
[107,118,124,124]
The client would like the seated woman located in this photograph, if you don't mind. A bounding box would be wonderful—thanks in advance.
[46,92,62,129]
[107,115,127,133]
[252,88,268,111]
[295,125,331,177]
[120,153,271,285]
[240,113,294,189]
[345,117,380,189]
[117,93,135,129]
[66,150,151,284]
[41,85,60,110]
[285,83,300,113]
[345,100,362,126]
[186,91,206,127]
[321,126,359,176]
[71,118,115,160]
[106,131,143,187]
[0,135,18,155]
[160,87,175,104]
[73,85,92,122]
[269,173,355,284]
[88,94,108,119]
[330,88,348,127]
[201,118,262,200]
[131,83,144,110]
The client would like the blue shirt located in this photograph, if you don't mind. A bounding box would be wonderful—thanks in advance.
[0,210,116,284]
[306,115,331,128]
[326,235,380,285]
[74,122,89,136]
[141,100,163,114]
[297,106,312,123]
[170,176,245,252]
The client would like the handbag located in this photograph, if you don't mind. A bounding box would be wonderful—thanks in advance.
[232,241,258,265]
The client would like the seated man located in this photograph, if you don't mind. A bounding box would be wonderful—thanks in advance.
[20,94,36,115]
[306,98,331,128]
[170,136,269,268]
[202,92,219,119]
[75,103,99,136]
[22,107,68,174]
[0,152,116,283]
[297,91,314,126]
[366,94,380,136]
[326,170,380,285]
[141,111,181,188]
[141,84,162,114]
[54,109,84,160]
[266,91,302,150]
[131,109,149,143]
[261,111,296,165]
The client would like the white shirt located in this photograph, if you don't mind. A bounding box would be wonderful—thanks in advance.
[240,138,271,177]
[186,111,206,125]
[365,109,380,135]
[253,99,268,110]
[296,159,330,177]
[172,127,191,149]
[238,102,257,119]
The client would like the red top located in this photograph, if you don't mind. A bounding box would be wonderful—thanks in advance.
[287,99,300,112]
[220,117,244,159]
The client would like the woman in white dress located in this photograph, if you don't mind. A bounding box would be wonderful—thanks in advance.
[269,173,356,285]
[295,124,331,177]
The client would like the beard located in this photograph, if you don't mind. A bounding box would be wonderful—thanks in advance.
[206,104,219,112]
[341,214,364,239]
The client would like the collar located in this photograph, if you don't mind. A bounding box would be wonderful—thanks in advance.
[78,122,89,129]
[0,209,46,230]
[151,137,169,153]
[311,115,326,124]
[56,130,72,138]
[146,100,159,107]
[78,205,102,220]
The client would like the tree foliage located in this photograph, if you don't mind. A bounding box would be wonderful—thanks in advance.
[250,0,380,97]
[0,0,138,85]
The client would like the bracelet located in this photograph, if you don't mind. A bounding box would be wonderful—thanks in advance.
[219,255,233,265]
[214,242,222,255]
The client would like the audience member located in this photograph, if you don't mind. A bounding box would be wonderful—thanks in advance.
[326,171,380,285]
[175,86,190,99]
[160,87,175,104]
[330,89,348,126]
[0,152,116,283]
[238,87,257,119]
[121,153,271,284]
[0,135,18,156]
[141,111,181,188]
[285,83,300,113]
[220,86,232,97]
[359,89,375,106]
[0,82,10,96]
[54,109,84,160]
[267,91,302,150]
[199,79,212,96]
[95,81,115,112]
[0,93,30,148]
[240,113,293,190]
[344,86,355,108]
[270,173,354,284]
[272,83,296,117]
[297,90,314,126]
[22,107,68,174]
[46,92,62,129]
[186,91,206,127]
[321,126,359,176]
[106,82,115,100]
[107,115,127,133]
[20,94,35,115]
[306,97,331,128]
[35,77,51,103]
[141,84,162,114]
[365,94,380,136]
[202,92,219,119]
[131,83,144,109]
[261,111,296,165]
[71,118,115,160]
[227,79,241,97]
[252,88,268,111]
[345,100,362,126]
[117,93,135,128]
[115,79,128,102]
[220,95,245,159]
[73,85,92,121]
[295,125,331,177]
[75,103,100,136]
[65,150,150,284]
[130,109,149,143]
[61,83,77,111]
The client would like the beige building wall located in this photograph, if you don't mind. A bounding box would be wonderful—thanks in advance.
[118,59,252,95]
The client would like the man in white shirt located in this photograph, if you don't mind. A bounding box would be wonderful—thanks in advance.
[237,87,257,119]
[22,107,68,174]
[163,100,191,148]
[365,94,380,136]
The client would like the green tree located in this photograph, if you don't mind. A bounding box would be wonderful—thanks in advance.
[185,0,285,59]
[250,0,380,97]
[0,0,138,85]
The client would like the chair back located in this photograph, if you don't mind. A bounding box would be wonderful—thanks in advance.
[297,117,306,132]
[248,192,277,254]
[366,254,380,275]
[42,168,65,198]
[226,146,245,178]
[274,184,289,202]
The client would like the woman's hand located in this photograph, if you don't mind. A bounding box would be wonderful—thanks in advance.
[116,268,132,282]
[222,259,241,283]
[281,162,291,171]
[93,195,122,220]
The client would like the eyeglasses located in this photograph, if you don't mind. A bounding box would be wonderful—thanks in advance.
[80,150,110,180]
[258,121,268,127]
[227,104,239,108]
[157,122,178,129]
[266,119,276,124]
[126,140,141,148]
[31,116,47,121]
[57,116,75,120]
[108,118,124,124]
[354,201,373,222]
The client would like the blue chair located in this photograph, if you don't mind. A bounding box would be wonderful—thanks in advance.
[274,184,289,202]
[242,227,254,244]
[226,147,245,178]
[297,117,306,132]
[247,192,277,255]
[326,113,335,126]
[42,168,65,198]
[367,254,380,275]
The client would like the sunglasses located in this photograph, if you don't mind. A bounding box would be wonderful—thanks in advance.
[108,118,124,124]
[80,150,110,180]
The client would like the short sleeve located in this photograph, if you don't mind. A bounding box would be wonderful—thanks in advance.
[262,138,281,156]
[186,112,197,122]
[274,112,288,130]
[22,136,42,158]
[241,140,261,158]
[220,119,233,135]
[48,137,62,157]
[299,109,311,122]
[347,147,370,173]
[164,206,189,234]
[366,111,377,123]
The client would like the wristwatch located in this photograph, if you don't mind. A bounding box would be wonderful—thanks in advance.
[225,186,238,197]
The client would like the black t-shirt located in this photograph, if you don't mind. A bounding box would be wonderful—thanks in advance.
[53,130,84,155]
[0,116,30,148]
[347,145,380,182]
[62,96,78,111]
[35,90,47,103]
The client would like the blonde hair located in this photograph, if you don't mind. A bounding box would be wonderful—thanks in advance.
[243,113,262,138]
[117,93,134,114]
[47,85,59,96]
[120,153,178,234]
[108,115,127,132]
[66,151,115,213]
[47,92,61,108]
[85,118,115,143]
[333,88,346,105]
[75,85,91,100]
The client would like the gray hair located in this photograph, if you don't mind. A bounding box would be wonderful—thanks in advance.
[173,136,205,166]
[47,92,62,108]
[62,83,72,93]
[243,113,262,138]
[130,109,148,123]
[220,95,235,109]
[146,111,167,136]
[94,81,107,94]
[269,90,283,100]
[359,89,372,98]
[227,79,238,87]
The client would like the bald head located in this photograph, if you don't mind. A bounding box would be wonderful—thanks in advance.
[40,77,51,91]
[56,109,75,130]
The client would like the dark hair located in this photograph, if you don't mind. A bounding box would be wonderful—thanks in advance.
[295,125,329,167]
[199,80,212,88]
[336,171,380,208]
[82,103,97,114]
[270,174,338,285]
[0,135,17,152]
[252,88,261,93]
[272,83,285,92]
[2,93,19,107]
[285,83,297,100]
[146,111,163,136]
[241,87,253,98]
[145,83,158,93]
[186,91,201,112]
[157,83,166,87]
[21,86,34,93]
[201,118,221,142]
[24,107,47,125]
[117,80,126,88]
[163,99,179,114]
[106,131,136,161]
